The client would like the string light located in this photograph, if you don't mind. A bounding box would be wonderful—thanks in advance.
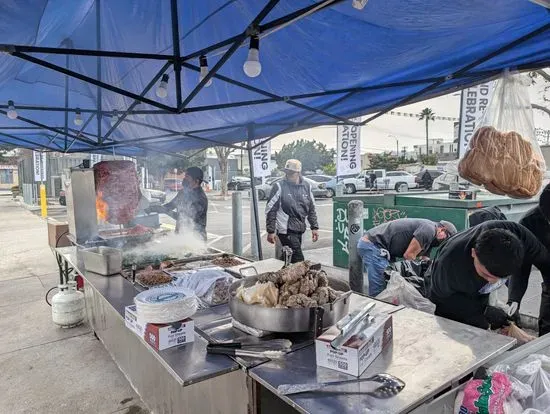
[243,35,262,78]
[74,108,83,125]
[7,100,17,120]
[199,55,213,87]
[156,74,169,98]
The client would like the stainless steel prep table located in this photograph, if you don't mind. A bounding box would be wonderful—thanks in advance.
[248,307,516,414]
[55,246,249,414]
[55,246,517,414]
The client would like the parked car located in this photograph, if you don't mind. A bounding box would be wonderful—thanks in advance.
[415,168,443,189]
[305,174,334,183]
[59,190,66,206]
[256,177,330,200]
[141,188,166,204]
[336,169,386,194]
[375,171,418,192]
[227,176,252,191]
[431,173,471,191]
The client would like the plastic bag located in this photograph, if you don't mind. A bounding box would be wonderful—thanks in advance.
[171,267,236,306]
[454,372,512,414]
[458,73,545,198]
[376,271,435,314]
[384,259,430,297]
[513,356,550,410]
[235,281,279,307]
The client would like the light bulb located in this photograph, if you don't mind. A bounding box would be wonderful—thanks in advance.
[156,74,169,98]
[7,100,17,120]
[110,110,119,127]
[199,55,213,87]
[243,36,261,78]
[74,109,83,126]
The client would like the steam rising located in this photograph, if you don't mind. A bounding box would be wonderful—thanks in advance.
[123,230,208,259]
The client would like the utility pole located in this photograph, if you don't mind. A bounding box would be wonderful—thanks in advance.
[396,139,399,158]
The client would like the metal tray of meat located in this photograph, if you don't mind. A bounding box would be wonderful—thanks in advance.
[134,269,176,289]
[229,275,351,333]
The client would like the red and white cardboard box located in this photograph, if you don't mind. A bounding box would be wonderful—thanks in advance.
[124,305,194,351]
[315,313,393,377]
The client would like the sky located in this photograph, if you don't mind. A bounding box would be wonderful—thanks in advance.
[271,73,550,154]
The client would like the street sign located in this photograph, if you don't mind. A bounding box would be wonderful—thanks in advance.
[458,82,494,158]
[33,151,47,182]
[337,118,361,176]
[252,139,271,177]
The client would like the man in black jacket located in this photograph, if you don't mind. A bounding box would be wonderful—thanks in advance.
[265,159,319,263]
[148,167,208,241]
[520,184,550,335]
[425,220,550,335]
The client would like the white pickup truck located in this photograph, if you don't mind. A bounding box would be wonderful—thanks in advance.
[375,171,418,192]
[341,169,417,193]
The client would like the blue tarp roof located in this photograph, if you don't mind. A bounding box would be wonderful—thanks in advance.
[0,0,549,156]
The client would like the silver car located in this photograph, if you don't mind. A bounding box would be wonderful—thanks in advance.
[254,177,329,200]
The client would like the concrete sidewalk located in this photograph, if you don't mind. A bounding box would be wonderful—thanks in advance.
[0,197,148,414]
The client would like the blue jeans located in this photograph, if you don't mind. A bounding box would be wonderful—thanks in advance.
[357,240,389,297]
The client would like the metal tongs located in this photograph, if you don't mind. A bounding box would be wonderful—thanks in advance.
[330,302,376,350]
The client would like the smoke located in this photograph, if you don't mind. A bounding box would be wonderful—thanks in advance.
[123,229,208,260]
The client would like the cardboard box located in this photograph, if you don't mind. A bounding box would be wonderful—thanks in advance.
[124,305,194,351]
[448,189,476,200]
[48,220,71,248]
[315,314,393,377]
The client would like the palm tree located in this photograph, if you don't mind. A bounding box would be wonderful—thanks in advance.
[418,108,436,158]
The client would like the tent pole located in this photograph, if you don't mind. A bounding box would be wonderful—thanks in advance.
[177,0,281,112]
[102,62,172,142]
[97,0,102,145]
[247,125,263,260]
[181,62,356,124]
[10,52,177,113]
[170,0,182,108]
[360,21,550,126]
[180,0,343,62]
[63,39,72,151]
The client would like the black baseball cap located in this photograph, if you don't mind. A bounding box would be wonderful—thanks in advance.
[186,166,204,182]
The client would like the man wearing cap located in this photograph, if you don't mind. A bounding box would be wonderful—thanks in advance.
[357,218,457,296]
[148,166,208,240]
[266,159,319,263]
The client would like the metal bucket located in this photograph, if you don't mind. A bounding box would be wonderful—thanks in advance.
[229,276,351,332]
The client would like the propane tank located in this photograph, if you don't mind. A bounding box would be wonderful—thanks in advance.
[51,282,85,328]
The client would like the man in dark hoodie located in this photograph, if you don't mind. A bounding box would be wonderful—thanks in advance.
[519,183,550,335]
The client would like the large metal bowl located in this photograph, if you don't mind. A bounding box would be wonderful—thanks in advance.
[229,275,351,332]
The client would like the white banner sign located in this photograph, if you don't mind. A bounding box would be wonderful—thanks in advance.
[458,82,494,158]
[90,153,102,166]
[33,151,47,182]
[337,120,361,176]
[252,140,271,178]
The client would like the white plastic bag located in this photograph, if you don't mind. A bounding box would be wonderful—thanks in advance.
[513,356,550,411]
[458,73,545,198]
[171,267,236,306]
[376,271,435,314]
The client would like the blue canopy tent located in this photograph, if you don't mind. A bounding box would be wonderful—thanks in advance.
[0,0,549,257]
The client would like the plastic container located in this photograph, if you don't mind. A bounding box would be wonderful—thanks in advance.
[81,246,122,275]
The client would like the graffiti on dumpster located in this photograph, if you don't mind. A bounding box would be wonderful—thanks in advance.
[372,207,407,227]
[335,207,349,254]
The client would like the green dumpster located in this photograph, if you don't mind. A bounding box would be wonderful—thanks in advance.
[333,192,539,268]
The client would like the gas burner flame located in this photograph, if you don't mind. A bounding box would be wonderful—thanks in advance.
[96,191,109,223]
